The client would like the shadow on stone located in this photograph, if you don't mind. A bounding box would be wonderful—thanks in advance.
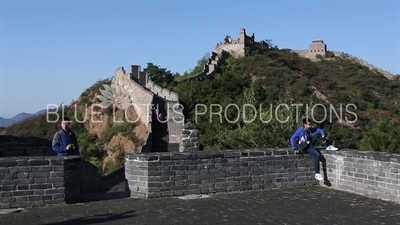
[42,210,136,225]
[80,190,130,203]
[79,164,130,203]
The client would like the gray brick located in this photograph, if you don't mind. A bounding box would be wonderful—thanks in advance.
[170,175,188,181]
[32,166,53,172]
[12,190,34,196]
[47,177,63,183]
[0,160,17,167]
[45,188,64,195]
[28,159,50,166]
[30,184,52,189]
[0,180,10,185]
[0,168,9,173]
[29,172,50,178]
[50,172,64,177]
[0,191,12,197]
[11,179,34,185]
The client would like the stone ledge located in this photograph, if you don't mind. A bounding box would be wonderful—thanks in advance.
[0,156,81,166]
[322,149,400,163]
[125,149,317,199]
[321,149,400,204]
[0,156,83,209]
[126,149,302,161]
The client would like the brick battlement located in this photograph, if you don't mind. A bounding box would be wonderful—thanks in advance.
[0,156,82,209]
[125,149,317,198]
[322,150,400,202]
[0,156,125,209]
[125,149,400,203]
[0,149,399,209]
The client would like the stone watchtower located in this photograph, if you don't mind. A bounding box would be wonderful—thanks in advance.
[308,40,327,57]
[215,28,255,58]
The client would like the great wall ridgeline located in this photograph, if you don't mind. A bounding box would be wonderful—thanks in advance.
[110,28,396,151]
[189,28,255,81]
[113,66,184,152]
[189,50,230,81]
[292,40,395,80]
[0,28,399,210]
[190,28,396,82]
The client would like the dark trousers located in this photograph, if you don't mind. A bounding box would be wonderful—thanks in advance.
[303,132,327,174]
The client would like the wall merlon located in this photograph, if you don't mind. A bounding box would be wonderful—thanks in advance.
[0,156,83,209]
[320,150,400,203]
[125,149,318,198]
[1,147,399,209]
[122,149,400,204]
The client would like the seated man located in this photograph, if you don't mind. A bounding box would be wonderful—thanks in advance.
[290,118,338,181]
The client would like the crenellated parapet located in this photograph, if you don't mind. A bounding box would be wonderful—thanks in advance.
[146,80,179,102]
[124,149,400,203]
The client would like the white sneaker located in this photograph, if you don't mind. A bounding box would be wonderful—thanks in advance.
[315,173,324,181]
[326,145,338,151]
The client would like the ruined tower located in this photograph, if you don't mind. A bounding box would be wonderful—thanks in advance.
[215,28,255,58]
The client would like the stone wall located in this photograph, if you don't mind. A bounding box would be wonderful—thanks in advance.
[115,67,154,130]
[0,156,81,209]
[0,135,57,157]
[214,28,254,58]
[166,101,184,144]
[190,50,230,81]
[125,149,317,198]
[292,40,395,80]
[179,122,199,152]
[215,43,245,58]
[292,49,396,80]
[332,51,395,80]
[115,65,183,147]
[321,150,400,203]
[146,80,179,102]
[0,156,126,209]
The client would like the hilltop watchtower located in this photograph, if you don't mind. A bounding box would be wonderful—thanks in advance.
[215,28,255,57]
[308,40,327,57]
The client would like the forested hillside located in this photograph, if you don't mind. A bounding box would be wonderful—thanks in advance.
[3,39,400,169]
[162,41,400,153]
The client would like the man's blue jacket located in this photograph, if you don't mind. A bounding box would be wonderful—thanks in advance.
[290,127,325,150]
[52,129,80,156]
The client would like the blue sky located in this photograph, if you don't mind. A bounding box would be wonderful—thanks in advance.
[1,0,399,118]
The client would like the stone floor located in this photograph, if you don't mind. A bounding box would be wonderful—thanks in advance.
[1,186,400,225]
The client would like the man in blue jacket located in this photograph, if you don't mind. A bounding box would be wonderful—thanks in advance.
[290,118,338,181]
[52,117,80,156]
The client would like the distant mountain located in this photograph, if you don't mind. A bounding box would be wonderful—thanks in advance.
[0,109,47,128]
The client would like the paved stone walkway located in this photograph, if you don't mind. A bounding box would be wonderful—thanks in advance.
[1,186,400,225]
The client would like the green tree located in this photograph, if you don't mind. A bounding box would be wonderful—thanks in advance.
[358,118,400,153]
[144,63,178,87]
[189,52,210,75]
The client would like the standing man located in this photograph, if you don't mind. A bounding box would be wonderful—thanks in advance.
[290,118,338,181]
[52,117,80,156]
